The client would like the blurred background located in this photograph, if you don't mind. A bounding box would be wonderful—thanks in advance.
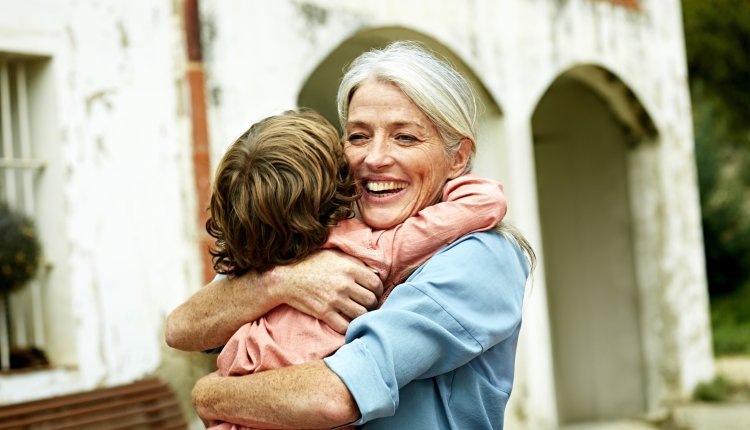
[0,0,747,429]
[683,0,750,358]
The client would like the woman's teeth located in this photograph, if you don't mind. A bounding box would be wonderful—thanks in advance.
[365,181,407,194]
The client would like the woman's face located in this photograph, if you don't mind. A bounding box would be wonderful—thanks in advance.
[344,80,469,230]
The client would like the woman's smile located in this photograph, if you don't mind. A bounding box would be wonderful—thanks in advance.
[362,179,409,197]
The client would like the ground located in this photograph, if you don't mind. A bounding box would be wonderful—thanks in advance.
[560,356,750,430]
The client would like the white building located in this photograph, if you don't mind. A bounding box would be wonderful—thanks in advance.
[0,1,713,429]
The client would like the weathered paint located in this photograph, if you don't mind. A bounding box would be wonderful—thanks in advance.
[0,0,206,424]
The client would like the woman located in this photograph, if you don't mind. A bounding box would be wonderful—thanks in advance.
[166,41,534,429]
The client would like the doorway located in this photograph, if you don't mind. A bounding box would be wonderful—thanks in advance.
[533,74,646,424]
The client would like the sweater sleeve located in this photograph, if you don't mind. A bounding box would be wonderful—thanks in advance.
[323,231,528,424]
[371,174,507,286]
[217,305,344,376]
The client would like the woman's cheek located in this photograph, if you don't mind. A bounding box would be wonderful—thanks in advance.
[343,145,364,168]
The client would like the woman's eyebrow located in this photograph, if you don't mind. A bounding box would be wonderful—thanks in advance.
[346,120,370,129]
[392,121,427,131]
[346,120,428,131]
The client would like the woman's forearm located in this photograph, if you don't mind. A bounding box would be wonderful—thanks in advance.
[165,271,281,351]
[165,250,383,351]
[192,361,359,429]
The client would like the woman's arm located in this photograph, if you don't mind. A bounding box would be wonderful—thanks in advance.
[192,361,358,429]
[191,232,528,427]
[165,249,383,351]
[165,272,275,352]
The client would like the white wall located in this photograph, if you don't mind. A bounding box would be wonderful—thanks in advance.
[0,0,204,410]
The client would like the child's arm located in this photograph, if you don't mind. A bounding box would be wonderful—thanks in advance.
[372,174,507,283]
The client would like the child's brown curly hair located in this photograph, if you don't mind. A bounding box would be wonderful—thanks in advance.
[206,109,359,276]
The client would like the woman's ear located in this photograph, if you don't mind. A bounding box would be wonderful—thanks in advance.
[447,138,473,179]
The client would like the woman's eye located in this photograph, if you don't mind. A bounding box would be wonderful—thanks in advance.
[347,133,368,145]
[396,134,417,143]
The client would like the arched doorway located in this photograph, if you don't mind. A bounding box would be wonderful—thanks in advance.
[532,66,657,424]
[297,27,507,184]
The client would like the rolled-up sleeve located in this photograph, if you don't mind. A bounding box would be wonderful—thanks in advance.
[323,232,528,424]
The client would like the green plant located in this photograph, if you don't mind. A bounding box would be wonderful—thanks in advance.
[0,202,42,292]
[684,0,750,355]
[711,282,750,355]
[693,376,732,402]
[693,374,750,403]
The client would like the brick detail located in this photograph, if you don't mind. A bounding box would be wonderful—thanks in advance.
[187,65,214,285]
[594,0,641,10]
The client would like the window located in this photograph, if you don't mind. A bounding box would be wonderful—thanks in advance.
[0,56,49,372]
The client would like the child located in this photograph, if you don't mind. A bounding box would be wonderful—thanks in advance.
[205,109,506,429]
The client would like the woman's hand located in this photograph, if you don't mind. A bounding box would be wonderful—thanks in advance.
[271,249,383,333]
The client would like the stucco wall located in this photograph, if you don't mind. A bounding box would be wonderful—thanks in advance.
[0,0,205,412]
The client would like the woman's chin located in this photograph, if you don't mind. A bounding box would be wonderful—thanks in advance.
[358,190,417,229]
[360,208,410,230]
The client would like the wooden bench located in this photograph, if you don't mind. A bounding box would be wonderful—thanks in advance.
[0,378,187,429]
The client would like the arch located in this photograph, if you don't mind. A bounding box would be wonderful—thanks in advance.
[537,64,658,143]
[297,27,509,184]
[531,65,657,424]
[298,26,501,126]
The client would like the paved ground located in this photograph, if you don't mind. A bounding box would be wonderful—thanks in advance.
[560,403,750,430]
[672,402,750,430]
[668,355,750,430]
[716,355,750,385]
[561,356,750,430]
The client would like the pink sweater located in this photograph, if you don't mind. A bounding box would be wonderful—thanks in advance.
[211,175,506,430]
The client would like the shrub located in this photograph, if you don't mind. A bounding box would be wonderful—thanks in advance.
[693,376,731,402]
[0,202,42,292]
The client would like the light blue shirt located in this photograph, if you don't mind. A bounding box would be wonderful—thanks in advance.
[324,231,529,429]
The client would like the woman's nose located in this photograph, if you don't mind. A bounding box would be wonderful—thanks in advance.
[364,136,394,169]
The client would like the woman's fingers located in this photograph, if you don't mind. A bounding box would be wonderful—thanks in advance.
[313,252,382,331]
[323,312,350,334]
[353,267,384,306]
[274,250,383,333]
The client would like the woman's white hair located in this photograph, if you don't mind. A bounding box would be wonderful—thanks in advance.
[337,41,478,172]
[337,41,536,271]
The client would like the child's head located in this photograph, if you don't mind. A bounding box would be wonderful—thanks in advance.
[207,109,358,276]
